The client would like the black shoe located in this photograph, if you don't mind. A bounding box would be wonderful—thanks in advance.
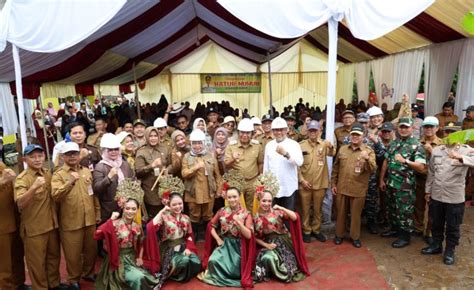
[82,274,96,282]
[303,234,312,243]
[381,229,398,238]
[19,285,32,290]
[443,249,455,265]
[392,238,410,248]
[367,223,378,235]
[334,237,343,245]
[68,283,80,290]
[424,236,434,245]
[421,244,442,255]
[49,283,69,290]
[352,239,362,248]
[312,232,327,243]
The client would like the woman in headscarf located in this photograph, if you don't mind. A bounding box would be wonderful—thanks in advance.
[211,127,229,175]
[116,131,136,173]
[135,127,172,217]
[181,129,222,241]
[211,127,229,212]
[192,118,213,152]
[33,109,55,155]
[170,130,190,179]
[93,133,135,224]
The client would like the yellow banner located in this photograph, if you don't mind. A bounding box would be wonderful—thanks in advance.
[201,73,261,93]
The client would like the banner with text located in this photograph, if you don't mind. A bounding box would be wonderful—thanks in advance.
[200,73,261,93]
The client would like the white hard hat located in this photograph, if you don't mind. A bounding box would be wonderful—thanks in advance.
[100,133,121,149]
[116,131,132,144]
[251,116,262,125]
[237,118,254,132]
[271,117,288,129]
[153,117,167,128]
[223,116,235,124]
[422,116,439,127]
[61,142,80,154]
[189,129,206,142]
[367,106,383,117]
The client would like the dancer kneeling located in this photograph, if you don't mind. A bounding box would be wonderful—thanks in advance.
[198,187,256,288]
[94,195,159,289]
[252,173,310,283]
[143,176,201,289]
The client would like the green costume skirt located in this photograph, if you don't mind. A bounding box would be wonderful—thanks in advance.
[198,236,242,287]
[154,238,201,289]
[95,247,159,290]
[254,234,305,283]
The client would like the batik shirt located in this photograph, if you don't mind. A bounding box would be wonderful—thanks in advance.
[159,210,192,241]
[253,209,289,238]
[113,218,143,248]
[211,206,253,237]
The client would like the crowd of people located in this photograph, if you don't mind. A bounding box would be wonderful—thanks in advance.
[0,94,473,290]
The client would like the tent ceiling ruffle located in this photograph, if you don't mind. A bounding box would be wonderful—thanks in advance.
[0,0,472,99]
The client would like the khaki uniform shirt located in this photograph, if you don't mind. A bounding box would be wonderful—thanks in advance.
[298,138,336,190]
[331,144,376,197]
[435,114,459,128]
[334,126,351,149]
[462,118,474,130]
[182,152,222,204]
[257,134,273,150]
[86,132,103,147]
[51,164,98,231]
[135,145,172,205]
[426,144,474,204]
[420,136,444,160]
[160,136,173,152]
[224,140,263,180]
[0,162,18,234]
[14,168,58,237]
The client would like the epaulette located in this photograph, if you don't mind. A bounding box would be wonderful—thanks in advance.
[16,170,27,179]
[136,144,147,152]
[251,139,260,145]
[229,140,238,145]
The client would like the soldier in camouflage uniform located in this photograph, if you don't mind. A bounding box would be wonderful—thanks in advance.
[343,113,386,234]
[379,118,427,248]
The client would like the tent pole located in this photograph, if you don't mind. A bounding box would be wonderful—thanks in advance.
[267,52,274,116]
[12,44,28,169]
[133,62,141,119]
[37,94,51,169]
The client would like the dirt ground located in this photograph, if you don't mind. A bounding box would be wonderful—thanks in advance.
[361,204,474,289]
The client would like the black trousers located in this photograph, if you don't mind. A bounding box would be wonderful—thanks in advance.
[273,190,297,211]
[429,199,464,250]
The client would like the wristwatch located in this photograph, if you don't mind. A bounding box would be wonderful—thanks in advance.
[284,152,290,159]
[404,159,410,165]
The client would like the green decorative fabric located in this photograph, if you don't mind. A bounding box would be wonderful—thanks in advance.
[198,237,242,287]
[95,248,159,290]
[254,234,305,283]
[157,238,201,284]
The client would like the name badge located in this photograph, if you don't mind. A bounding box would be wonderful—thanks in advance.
[88,185,94,196]
[154,168,161,176]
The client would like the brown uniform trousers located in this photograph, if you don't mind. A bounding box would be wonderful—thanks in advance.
[135,129,173,217]
[182,153,222,222]
[224,140,263,210]
[52,164,99,283]
[0,162,26,290]
[14,168,61,290]
[332,144,376,240]
[298,139,335,234]
[414,136,443,234]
